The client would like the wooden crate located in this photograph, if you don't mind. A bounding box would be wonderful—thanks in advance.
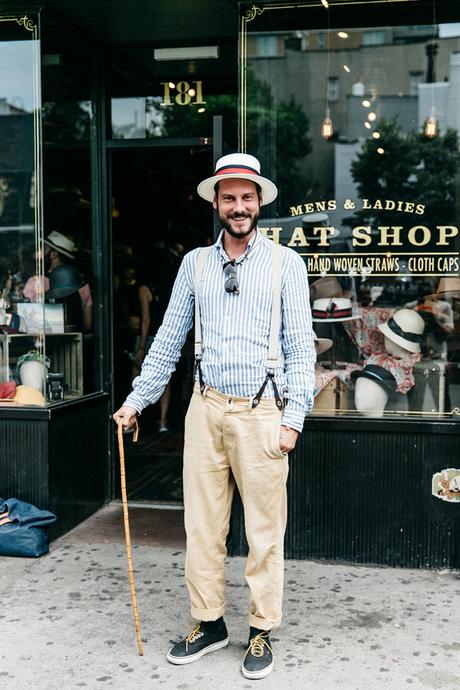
[0,333,83,400]
[313,378,349,415]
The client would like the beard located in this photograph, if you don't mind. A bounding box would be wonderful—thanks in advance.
[217,205,259,239]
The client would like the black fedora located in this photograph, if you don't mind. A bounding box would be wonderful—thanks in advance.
[351,364,397,397]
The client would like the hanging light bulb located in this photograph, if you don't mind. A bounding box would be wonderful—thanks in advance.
[321,107,333,139]
[425,108,438,138]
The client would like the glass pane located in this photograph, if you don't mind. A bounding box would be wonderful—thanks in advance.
[39,16,98,400]
[241,9,460,420]
[0,15,47,407]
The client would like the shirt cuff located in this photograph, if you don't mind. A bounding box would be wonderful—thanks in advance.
[281,407,305,433]
[124,392,146,415]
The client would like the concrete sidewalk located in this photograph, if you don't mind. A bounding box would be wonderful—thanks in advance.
[1,504,459,690]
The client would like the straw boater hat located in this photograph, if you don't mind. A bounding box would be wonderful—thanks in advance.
[378,308,425,354]
[313,330,333,355]
[311,297,360,322]
[197,153,278,206]
[44,231,77,260]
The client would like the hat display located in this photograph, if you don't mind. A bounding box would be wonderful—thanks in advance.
[197,153,278,206]
[46,264,82,299]
[312,298,360,322]
[351,364,397,397]
[378,308,425,354]
[435,277,460,297]
[313,330,333,355]
[44,231,77,259]
[310,276,343,302]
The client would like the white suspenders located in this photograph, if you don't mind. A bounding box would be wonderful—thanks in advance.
[193,242,284,409]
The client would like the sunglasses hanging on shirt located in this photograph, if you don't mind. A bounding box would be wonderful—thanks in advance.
[223,260,239,294]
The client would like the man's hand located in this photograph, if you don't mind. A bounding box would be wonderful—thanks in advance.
[279,425,299,454]
[113,405,138,430]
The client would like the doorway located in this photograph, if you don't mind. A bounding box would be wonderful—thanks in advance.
[111,143,213,502]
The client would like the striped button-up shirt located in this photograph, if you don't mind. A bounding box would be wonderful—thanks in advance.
[125,229,316,432]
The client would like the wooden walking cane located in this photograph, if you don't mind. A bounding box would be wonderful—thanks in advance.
[116,419,144,656]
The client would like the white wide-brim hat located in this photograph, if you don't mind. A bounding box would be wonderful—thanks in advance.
[378,308,425,354]
[312,297,360,322]
[44,231,77,259]
[197,153,278,206]
[313,330,333,355]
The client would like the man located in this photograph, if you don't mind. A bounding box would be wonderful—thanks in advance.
[23,230,93,332]
[113,153,315,680]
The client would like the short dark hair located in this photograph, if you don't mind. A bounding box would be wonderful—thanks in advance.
[214,179,262,200]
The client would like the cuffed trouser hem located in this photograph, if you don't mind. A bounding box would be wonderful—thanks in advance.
[191,604,226,622]
[249,613,282,631]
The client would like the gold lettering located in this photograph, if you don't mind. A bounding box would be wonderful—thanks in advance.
[352,226,372,247]
[384,200,396,211]
[304,203,315,214]
[327,200,337,210]
[289,205,304,216]
[405,202,415,213]
[362,199,371,209]
[261,227,282,244]
[377,226,403,246]
[407,225,430,246]
[287,227,309,247]
[437,225,458,246]
[313,226,334,247]
[415,204,425,215]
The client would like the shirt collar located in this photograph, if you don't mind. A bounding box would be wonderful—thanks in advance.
[215,227,260,263]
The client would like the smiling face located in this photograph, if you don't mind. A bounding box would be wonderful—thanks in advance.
[213,178,261,239]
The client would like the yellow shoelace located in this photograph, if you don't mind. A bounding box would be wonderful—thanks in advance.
[185,624,203,651]
[247,631,273,658]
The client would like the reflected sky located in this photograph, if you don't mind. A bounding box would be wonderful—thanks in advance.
[0,40,37,113]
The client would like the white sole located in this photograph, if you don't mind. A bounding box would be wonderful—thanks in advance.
[241,659,274,680]
[166,637,229,665]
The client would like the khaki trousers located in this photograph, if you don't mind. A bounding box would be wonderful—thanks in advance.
[183,383,289,631]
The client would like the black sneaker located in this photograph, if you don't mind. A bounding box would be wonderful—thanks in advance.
[242,628,274,679]
[166,622,229,665]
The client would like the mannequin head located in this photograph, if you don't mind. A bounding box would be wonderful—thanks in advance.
[354,377,389,417]
[384,335,412,357]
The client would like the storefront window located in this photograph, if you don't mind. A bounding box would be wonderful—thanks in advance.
[0,12,101,408]
[0,15,47,406]
[240,2,460,419]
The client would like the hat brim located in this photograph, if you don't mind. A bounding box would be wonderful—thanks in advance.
[315,337,333,355]
[378,321,421,354]
[312,313,361,323]
[351,368,397,396]
[197,173,278,206]
[44,239,76,260]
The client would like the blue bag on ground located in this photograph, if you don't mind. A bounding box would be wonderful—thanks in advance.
[0,498,57,557]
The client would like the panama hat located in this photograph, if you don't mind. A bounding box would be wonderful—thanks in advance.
[312,297,360,322]
[44,231,77,259]
[197,153,278,206]
[351,364,397,397]
[313,330,333,355]
[310,276,343,302]
[378,308,425,354]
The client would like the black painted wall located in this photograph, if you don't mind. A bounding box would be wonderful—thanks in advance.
[229,418,460,569]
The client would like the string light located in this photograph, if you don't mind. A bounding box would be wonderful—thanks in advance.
[343,64,350,73]
[368,112,377,121]
[338,31,348,39]
[425,111,437,137]
[377,147,385,154]
[321,4,333,139]
[425,0,438,138]
[372,131,381,139]
[321,0,329,8]
[362,99,371,107]
[364,122,371,129]
[321,108,333,139]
